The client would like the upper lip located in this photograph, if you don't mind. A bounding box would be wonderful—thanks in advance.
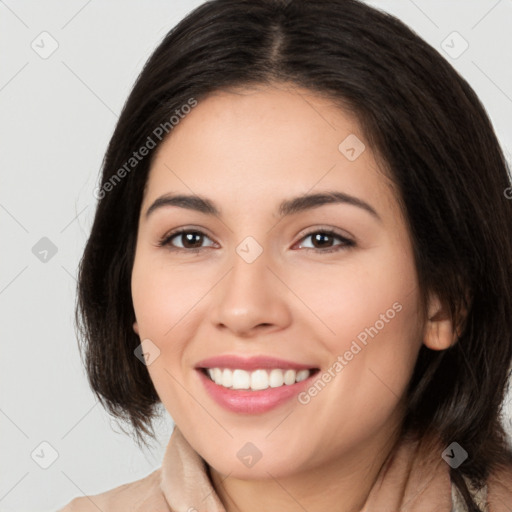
[195,354,318,371]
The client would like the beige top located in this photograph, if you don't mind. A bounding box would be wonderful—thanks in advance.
[57,426,511,511]
[451,477,487,511]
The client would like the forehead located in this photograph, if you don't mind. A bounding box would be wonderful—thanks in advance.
[143,84,400,224]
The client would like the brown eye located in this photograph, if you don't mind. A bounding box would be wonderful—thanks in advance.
[159,229,215,251]
[158,228,354,254]
[296,229,355,253]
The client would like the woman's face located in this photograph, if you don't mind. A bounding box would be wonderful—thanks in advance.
[131,83,426,479]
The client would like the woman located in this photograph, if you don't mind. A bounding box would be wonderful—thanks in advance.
[58,0,512,510]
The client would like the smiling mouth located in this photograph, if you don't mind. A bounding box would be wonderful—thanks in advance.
[199,367,320,391]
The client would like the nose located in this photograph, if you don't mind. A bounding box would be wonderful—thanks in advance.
[209,248,292,338]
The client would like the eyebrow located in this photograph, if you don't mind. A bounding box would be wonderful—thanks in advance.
[145,190,381,222]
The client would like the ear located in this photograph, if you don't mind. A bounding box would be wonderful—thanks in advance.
[423,293,459,351]
[133,321,140,335]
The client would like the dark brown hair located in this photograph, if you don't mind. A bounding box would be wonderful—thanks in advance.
[76,0,512,508]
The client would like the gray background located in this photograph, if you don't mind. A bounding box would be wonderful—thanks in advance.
[1,1,511,511]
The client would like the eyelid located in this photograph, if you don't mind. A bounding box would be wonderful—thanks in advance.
[293,226,355,252]
[157,226,217,249]
[158,224,355,254]
[294,225,354,244]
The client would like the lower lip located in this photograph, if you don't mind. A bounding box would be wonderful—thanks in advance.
[196,369,318,414]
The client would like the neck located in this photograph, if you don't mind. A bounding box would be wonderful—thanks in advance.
[208,418,403,512]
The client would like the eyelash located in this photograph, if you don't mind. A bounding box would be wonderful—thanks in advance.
[157,227,355,254]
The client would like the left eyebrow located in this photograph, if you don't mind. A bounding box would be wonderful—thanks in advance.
[145,190,381,222]
[278,191,381,222]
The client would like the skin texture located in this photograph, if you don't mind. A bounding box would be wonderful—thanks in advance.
[131,82,456,512]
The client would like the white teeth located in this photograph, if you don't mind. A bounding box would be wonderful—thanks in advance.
[232,369,250,389]
[204,367,313,390]
[250,369,269,390]
[222,368,233,388]
[296,369,310,382]
[269,368,284,388]
[213,368,223,385]
[283,369,296,385]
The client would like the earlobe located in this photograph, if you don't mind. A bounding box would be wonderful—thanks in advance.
[133,321,140,335]
[422,293,458,351]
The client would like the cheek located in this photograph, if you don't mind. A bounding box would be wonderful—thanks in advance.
[131,250,203,421]
[292,251,421,446]
[324,250,420,390]
[297,245,421,410]
[131,250,206,338]
[292,246,420,355]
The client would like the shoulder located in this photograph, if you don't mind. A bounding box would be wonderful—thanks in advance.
[451,463,512,511]
[487,461,512,506]
[56,467,171,512]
